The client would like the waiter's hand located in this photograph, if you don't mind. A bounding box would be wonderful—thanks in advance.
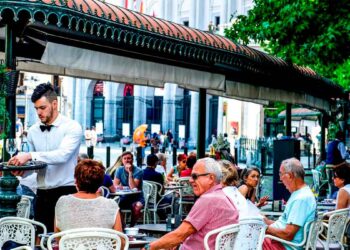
[8,153,31,166]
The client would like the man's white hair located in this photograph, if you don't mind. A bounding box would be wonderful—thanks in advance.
[281,157,305,179]
[197,157,222,183]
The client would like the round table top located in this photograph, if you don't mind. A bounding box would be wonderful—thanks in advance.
[109,190,141,196]
[0,161,47,171]
[164,185,185,190]
[135,224,171,233]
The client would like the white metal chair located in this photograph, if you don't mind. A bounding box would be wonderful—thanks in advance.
[176,177,195,217]
[317,208,350,250]
[141,181,154,223]
[47,227,129,250]
[145,180,163,196]
[0,216,47,250]
[234,217,267,250]
[204,224,240,250]
[265,213,323,250]
[305,213,324,250]
[99,186,111,198]
[12,246,33,250]
[311,169,328,200]
[143,180,175,223]
[17,195,33,219]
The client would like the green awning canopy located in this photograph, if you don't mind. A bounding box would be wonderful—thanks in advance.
[0,0,345,111]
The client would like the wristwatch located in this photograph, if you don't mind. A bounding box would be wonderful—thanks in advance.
[144,243,150,250]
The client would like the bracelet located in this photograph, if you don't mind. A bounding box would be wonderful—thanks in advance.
[144,243,150,250]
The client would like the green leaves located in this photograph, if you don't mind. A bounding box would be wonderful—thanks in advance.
[225,0,350,88]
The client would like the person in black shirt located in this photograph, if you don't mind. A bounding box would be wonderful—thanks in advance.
[143,154,163,186]
[143,154,171,219]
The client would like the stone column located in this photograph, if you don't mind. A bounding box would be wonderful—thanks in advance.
[217,97,224,135]
[188,91,198,148]
[196,0,209,30]
[162,83,176,133]
[227,0,237,22]
[133,85,147,130]
[220,0,228,24]
[189,0,196,27]
[103,82,118,139]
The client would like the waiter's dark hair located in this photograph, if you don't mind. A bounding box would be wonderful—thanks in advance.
[31,83,57,103]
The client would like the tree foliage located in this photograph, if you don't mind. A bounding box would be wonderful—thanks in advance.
[225,0,350,90]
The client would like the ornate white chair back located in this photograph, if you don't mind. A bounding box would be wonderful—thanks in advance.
[16,195,32,218]
[204,224,240,250]
[234,217,267,250]
[0,216,47,249]
[47,227,129,250]
[320,208,350,250]
[305,213,323,250]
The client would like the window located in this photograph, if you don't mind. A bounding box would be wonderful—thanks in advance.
[215,16,220,26]
[183,20,189,27]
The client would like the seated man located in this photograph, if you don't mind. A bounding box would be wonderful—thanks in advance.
[113,151,144,226]
[143,154,164,187]
[263,157,316,250]
[144,157,238,250]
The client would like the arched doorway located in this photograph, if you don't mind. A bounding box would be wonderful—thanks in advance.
[91,80,105,130]
[119,84,134,137]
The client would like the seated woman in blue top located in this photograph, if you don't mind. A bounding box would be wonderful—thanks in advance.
[113,151,144,227]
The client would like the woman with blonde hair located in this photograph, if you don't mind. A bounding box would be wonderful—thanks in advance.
[106,154,123,177]
[219,160,247,215]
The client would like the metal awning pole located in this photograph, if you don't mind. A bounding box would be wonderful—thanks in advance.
[5,24,16,140]
[0,23,21,218]
[285,103,292,137]
[197,88,206,158]
[320,112,328,160]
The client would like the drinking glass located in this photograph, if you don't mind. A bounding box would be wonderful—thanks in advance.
[6,138,17,158]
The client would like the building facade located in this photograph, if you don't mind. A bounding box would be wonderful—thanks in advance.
[17,0,263,148]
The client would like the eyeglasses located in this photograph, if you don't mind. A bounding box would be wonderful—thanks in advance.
[279,172,287,177]
[191,173,210,180]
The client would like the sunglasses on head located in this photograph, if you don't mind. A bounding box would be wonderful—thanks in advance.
[191,173,210,180]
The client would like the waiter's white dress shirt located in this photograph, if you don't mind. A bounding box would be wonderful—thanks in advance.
[27,114,82,189]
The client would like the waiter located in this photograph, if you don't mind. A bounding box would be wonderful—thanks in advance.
[10,83,82,231]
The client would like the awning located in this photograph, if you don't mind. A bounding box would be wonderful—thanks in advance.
[226,80,331,111]
[0,0,345,111]
[41,42,225,95]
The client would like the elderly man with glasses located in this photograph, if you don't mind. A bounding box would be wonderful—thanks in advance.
[263,157,316,250]
[143,157,238,250]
